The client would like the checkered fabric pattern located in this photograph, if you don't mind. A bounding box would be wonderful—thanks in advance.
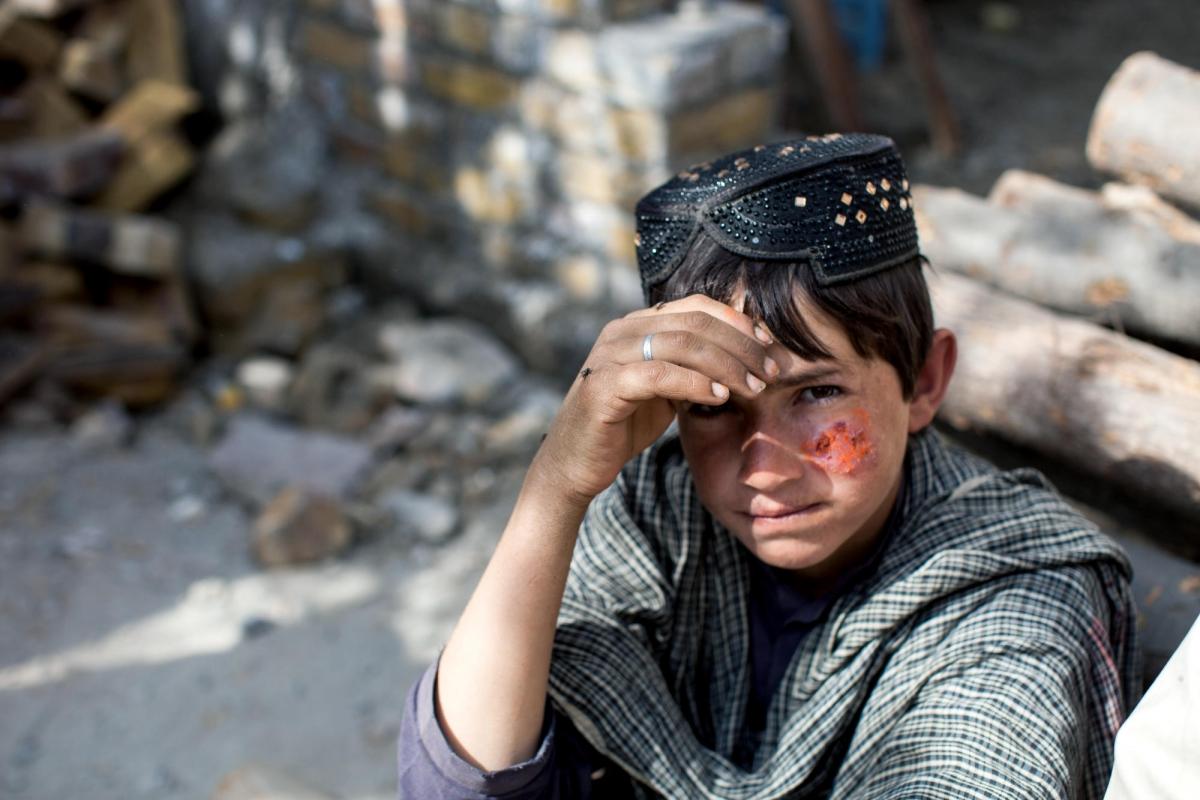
[549,428,1140,799]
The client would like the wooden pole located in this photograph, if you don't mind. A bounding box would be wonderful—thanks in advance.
[788,0,864,131]
[892,0,961,155]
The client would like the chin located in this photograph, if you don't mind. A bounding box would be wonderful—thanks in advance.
[739,528,841,571]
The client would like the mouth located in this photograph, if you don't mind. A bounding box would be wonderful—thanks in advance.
[745,502,825,527]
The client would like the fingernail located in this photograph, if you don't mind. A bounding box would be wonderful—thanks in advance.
[746,373,766,393]
[754,325,773,344]
[763,357,779,378]
[712,382,729,399]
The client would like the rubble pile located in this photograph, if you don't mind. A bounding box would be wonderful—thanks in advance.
[181,310,562,569]
[0,0,198,408]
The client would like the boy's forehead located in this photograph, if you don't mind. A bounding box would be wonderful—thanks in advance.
[773,360,846,385]
[771,300,866,366]
[720,282,875,375]
[773,343,856,377]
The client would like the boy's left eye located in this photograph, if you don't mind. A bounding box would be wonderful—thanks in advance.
[799,385,842,403]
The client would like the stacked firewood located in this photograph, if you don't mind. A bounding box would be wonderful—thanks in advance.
[916,52,1200,530]
[0,0,198,409]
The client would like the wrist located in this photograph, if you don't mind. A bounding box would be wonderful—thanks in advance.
[524,448,596,515]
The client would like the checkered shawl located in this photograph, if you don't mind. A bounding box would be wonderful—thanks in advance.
[548,428,1140,799]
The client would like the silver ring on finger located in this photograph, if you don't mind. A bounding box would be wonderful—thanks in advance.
[642,333,655,362]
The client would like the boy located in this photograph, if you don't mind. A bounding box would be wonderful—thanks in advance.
[398,134,1140,798]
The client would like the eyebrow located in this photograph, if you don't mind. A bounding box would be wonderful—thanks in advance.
[774,365,845,387]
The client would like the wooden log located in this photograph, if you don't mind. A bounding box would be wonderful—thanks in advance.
[1096,181,1200,244]
[75,0,131,50]
[37,304,175,347]
[9,0,103,18]
[0,78,92,143]
[931,270,1200,522]
[19,199,181,278]
[17,77,90,140]
[94,131,194,211]
[125,0,187,86]
[58,3,131,103]
[0,5,62,70]
[59,39,124,104]
[100,79,200,144]
[44,341,184,406]
[1087,52,1200,210]
[35,305,185,408]
[913,176,1200,348]
[0,129,125,203]
[94,80,199,210]
[1,261,85,303]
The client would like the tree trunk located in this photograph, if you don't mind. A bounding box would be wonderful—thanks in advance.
[913,175,1200,348]
[930,270,1200,523]
[1087,51,1200,211]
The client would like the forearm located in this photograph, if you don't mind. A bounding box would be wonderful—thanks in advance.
[432,293,773,772]
[435,456,590,772]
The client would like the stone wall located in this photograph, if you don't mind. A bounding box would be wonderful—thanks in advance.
[181,0,786,377]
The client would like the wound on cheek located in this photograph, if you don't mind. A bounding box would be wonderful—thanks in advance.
[803,411,874,474]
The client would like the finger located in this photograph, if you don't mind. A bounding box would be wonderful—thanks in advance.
[608,361,730,407]
[626,294,756,337]
[627,294,774,345]
[754,318,777,345]
[656,296,775,345]
[605,312,779,384]
[626,329,770,398]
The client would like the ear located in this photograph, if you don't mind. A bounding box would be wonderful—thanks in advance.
[907,328,957,434]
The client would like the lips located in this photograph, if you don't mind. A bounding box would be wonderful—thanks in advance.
[744,502,826,536]
[746,501,824,519]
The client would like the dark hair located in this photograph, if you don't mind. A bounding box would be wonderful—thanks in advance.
[648,230,934,399]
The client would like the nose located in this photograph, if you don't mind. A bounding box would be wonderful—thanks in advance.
[736,427,808,493]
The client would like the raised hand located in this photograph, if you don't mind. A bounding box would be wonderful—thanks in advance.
[533,294,779,508]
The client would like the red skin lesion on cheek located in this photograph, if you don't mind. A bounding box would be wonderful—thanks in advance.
[802,408,875,475]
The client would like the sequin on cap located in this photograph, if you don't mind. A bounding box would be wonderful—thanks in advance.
[635,133,920,301]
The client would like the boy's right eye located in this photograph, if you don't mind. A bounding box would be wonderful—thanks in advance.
[798,385,843,404]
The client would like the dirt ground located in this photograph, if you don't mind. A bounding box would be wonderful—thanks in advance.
[2,2,1198,798]
[0,415,527,797]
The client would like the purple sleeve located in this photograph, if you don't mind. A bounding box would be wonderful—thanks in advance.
[396,659,600,799]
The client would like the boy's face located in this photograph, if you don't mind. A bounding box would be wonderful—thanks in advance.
[676,295,921,587]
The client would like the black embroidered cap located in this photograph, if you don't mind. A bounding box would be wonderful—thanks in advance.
[634,133,920,301]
